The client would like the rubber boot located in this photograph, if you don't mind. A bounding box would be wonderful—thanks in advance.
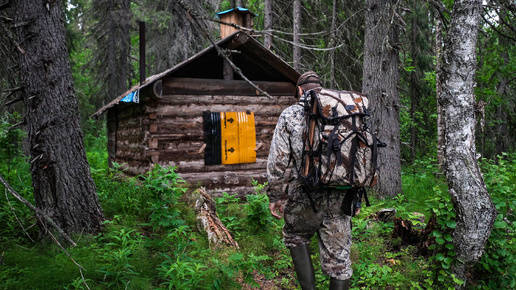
[329,277,350,290]
[289,244,316,290]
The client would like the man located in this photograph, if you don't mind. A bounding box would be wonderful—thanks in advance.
[266,71,360,290]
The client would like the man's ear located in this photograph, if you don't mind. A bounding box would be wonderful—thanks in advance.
[298,86,304,98]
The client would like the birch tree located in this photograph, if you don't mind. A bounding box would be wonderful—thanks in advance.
[438,0,497,285]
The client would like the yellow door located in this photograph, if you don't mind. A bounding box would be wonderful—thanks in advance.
[220,111,256,164]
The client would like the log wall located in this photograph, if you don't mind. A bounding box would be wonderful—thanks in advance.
[109,78,297,197]
[108,100,149,176]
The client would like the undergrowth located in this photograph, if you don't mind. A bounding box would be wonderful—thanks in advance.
[1,119,516,289]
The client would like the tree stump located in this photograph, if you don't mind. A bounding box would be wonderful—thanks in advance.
[195,187,239,249]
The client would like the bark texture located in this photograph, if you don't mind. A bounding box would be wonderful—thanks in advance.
[12,1,104,235]
[438,0,497,285]
[293,0,302,71]
[436,16,445,170]
[362,0,402,196]
[263,0,273,49]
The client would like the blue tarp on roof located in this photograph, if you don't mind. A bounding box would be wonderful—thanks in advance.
[216,7,257,18]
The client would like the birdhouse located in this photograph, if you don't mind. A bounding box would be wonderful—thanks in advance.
[216,7,256,39]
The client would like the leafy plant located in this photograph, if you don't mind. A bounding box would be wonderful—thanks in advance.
[475,153,516,288]
[96,227,143,287]
[139,165,188,232]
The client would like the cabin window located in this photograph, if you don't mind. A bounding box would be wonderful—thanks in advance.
[203,111,256,165]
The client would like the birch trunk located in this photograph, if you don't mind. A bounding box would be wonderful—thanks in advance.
[439,0,497,285]
[436,16,445,170]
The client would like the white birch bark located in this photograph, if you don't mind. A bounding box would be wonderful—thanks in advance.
[439,0,497,286]
[436,16,445,170]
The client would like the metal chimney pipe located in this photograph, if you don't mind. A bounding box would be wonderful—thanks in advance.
[139,21,146,85]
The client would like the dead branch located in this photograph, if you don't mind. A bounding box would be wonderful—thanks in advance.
[0,173,77,246]
[195,187,239,249]
[206,16,345,52]
[3,96,22,106]
[482,6,516,42]
[0,1,10,12]
[4,188,34,242]
[426,0,450,29]
[0,16,25,54]
[177,0,273,100]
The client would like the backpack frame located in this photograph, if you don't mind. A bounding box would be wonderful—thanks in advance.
[298,88,385,191]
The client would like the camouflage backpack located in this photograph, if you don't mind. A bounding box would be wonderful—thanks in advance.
[298,88,385,191]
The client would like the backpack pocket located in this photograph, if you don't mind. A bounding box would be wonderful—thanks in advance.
[316,125,378,188]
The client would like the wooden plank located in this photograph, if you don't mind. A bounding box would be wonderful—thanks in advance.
[178,170,267,186]
[158,158,268,173]
[161,78,296,96]
[146,103,287,118]
[153,94,296,106]
[149,138,158,149]
[149,124,158,133]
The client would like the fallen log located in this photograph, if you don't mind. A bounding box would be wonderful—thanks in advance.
[195,187,239,249]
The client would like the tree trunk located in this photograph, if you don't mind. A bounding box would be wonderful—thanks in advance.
[439,0,497,286]
[362,0,402,197]
[263,0,273,49]
[11,1,104,235]
[409,13,418,163]
[492,7,510,158]
[88,0,133,108]
[436,16,445,170]
[330,0,337,88]
[293,0,302,71]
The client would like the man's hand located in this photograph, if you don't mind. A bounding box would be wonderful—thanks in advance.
[269,200,287,219]
[354,207,361,216]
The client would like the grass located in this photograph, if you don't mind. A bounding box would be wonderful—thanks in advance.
[1,124,516,289]
[0,163,455,289]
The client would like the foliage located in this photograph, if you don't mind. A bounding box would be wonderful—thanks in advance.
[245,179,276,233]
[425,186,465,289]
[3,132,516,289]
[95,227,143,287]
[474,153,516,288]
[0,113,34,245]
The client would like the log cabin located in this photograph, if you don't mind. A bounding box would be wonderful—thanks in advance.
[93,8,300,197]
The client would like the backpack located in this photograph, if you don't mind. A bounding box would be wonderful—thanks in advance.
[298,88,385,193]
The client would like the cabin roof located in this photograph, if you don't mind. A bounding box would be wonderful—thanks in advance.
[92,31,300,118]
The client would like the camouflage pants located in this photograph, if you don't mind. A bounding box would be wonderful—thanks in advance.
[283,187,353,280]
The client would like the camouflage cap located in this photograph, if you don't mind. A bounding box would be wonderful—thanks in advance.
[296,71,321,100]
[296,71,321,88]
